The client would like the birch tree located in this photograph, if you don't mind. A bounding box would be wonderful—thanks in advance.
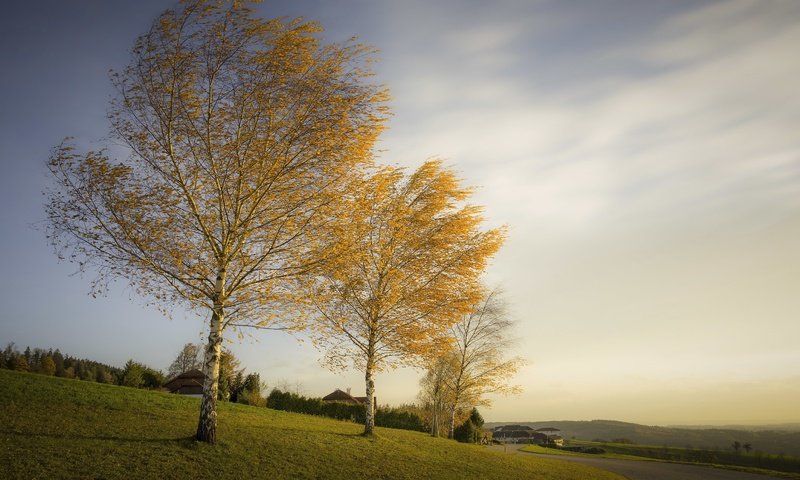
[44,0,387,443]
[418,353,457,437]
[310,161,506,435]
[443,288,525,439]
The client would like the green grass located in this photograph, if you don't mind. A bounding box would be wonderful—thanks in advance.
[569,439,800,474]
[521,445,586,457]
[0,370,623,479]
[520,440,800,479]
[520,444,647,461]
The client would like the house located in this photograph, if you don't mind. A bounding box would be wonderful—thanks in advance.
[322,388,374,408]
[491,425,551,445]
[535,427,564,446]
[163,369,204,397]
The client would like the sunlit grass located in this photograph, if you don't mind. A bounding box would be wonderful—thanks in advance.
[0,369,622,479]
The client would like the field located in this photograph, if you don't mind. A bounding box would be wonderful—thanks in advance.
[0,369,622,479]
[568,440,800,475]
[521,441,800,478]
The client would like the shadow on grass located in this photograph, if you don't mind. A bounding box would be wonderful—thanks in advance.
[1,428,201,449]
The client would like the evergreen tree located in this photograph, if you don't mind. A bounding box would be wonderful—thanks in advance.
[141,366,165,389]
[120,360,144,388]
[53,349,65,377]
[453,417,476,443]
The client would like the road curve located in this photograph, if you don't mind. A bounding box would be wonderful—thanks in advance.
[488,444,778,480]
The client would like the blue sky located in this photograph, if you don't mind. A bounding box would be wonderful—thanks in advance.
[1,0,799,424]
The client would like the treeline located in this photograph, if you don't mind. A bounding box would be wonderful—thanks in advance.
[1,342,164,391]
[1,342,265,406]
[267,389,426,433]
[1,343,120,384]
[587,441,800,474]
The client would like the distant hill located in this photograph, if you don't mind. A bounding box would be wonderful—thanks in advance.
[669,423,800,432]
[485,420,800,457]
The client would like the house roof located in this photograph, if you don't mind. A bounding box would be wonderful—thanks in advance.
[322,388,367,405]
[163,369,205,392]
[494,425,533,432]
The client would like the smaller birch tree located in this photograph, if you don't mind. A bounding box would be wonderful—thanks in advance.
[442,288,525,438]
[418,353,457,437]
[311,161,506,435]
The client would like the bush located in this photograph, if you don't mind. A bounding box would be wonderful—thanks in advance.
[238,389,267,407]
[266,389,425,432]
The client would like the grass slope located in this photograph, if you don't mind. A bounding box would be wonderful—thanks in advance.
[0,370,622,479]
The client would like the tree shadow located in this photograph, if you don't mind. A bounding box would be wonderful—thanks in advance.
[0,428,200,449]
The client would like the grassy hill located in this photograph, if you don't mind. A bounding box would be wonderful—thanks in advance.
[486,420,800,457]
[0,370,622,479]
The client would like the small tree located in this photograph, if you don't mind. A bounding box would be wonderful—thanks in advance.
[53,350,65,377]
[743,443,753,454]
[442,288,525,438]
[167,343,203,378]
[237,373,266,406]
[453,408,484,444]
[311,161,506,435]
[121,360,144,388]
[418,353,457,437]
[216,349,243,401]
[141,366,166,389]
[12,355,29,372]
[44,0,388,443]
[41,356,56,376]
[732,441,742,454]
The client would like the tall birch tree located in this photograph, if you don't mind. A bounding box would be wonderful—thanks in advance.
[310,161,506,435]
[44,0,387,443]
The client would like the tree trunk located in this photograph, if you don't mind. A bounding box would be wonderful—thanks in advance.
[431,402,438,437]
[364,363,376,435]
[196,269,226,444]
[448,404,457,439]
[196,309,223,443]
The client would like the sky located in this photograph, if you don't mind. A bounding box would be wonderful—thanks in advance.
[1,0,799,426]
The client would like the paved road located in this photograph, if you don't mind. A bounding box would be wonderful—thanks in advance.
[487,444,778,480]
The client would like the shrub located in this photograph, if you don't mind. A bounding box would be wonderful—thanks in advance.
[266,389,425,432]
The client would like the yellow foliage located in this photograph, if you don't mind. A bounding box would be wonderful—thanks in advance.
[311,161,506,373]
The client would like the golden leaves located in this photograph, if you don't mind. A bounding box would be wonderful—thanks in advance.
[311,161,506,374]
[45,0,388,331]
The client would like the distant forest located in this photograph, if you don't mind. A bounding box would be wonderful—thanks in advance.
[0,342,161,388]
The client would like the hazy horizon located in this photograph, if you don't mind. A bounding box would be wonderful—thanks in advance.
[1,0,799,426]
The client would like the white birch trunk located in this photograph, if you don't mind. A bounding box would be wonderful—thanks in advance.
[448,404,457,439]
[364,364,376,435]
[196,268,225,443]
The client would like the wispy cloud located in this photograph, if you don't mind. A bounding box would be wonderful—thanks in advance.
[378,0,800,234]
